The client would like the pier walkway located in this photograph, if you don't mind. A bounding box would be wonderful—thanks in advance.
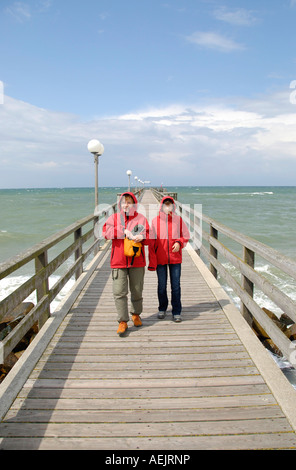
[1,190,296,449]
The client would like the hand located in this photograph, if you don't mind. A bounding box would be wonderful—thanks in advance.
[133,234,143,243]
[172,242,180,253]
[124,229,133,239]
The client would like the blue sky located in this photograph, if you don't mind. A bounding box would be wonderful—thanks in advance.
[1,0,296,188]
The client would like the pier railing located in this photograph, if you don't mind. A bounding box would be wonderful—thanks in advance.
[151,188,296,361]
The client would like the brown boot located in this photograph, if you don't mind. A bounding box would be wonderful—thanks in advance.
[132,314,142,327]
[117,321,128,335]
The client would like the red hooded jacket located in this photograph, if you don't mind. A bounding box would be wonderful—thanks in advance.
[102,192,150,269]
[149,196,190,269]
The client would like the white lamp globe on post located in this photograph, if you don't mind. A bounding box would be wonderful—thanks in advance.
[134,176,138,192]
[126,170,132,191]
[87,139,104,209]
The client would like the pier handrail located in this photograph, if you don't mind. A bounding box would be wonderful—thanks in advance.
[151,187,296,361]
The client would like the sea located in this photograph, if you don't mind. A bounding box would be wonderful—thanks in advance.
[1,186,296,386]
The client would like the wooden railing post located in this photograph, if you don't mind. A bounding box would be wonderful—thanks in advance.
[209,225,218,279]
[35,251,50,328]
[193,209,202,255]
[241,246,255,326]
[93,211,99,255]
[74,228,83,280]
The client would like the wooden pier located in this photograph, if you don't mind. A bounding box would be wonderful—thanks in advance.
[1,190,296,450]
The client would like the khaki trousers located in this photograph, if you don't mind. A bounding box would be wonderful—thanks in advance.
[112,267,145,323]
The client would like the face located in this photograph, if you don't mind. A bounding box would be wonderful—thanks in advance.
[121,196,135,213]
[163,201,173,214]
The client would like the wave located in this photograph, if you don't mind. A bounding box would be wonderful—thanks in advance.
[0,275,76,313]
[225,191,274,196]
[250,192,274,196]
[190,191,274,196]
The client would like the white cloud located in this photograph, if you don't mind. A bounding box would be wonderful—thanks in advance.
[1,90,296,187]
[117,105,185,122]
[24,161,59,169]
[5,0,52,21]
[6,2,31,22]
[38,0,53,12]
[150,151,190,166]
[213,7,258,26]
[186,31,245,52]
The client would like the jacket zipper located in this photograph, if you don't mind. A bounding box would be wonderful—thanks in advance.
[166,215,170,264]
[125,215,129,268]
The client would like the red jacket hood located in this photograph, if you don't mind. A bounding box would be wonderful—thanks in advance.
[118,192,138,215]
[159,195,176,214]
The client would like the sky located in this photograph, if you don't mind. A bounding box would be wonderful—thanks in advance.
[1,0,296,188]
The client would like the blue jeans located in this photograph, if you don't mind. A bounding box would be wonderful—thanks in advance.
[156,263,181,316]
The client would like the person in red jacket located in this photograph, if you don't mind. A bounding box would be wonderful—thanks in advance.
[102,192,150,335]
[149,196,190,322]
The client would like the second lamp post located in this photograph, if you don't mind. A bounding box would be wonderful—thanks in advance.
[126,170,132,191]
[87,139,104,209]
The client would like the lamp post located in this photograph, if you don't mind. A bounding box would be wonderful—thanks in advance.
[134,176,138,192]
[87,139,104,209]
[126,170,132,191]
[87,139,104,255]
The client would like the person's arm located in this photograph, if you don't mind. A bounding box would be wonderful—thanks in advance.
[102,214,125,240]
[174,216,190,248]
[148,220,157,270]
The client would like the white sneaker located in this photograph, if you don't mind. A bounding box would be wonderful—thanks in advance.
[157,311,166,319]
[173,315,182,322]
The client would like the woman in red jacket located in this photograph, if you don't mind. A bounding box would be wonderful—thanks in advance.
[102,192,150,335]
[149,196,190,322]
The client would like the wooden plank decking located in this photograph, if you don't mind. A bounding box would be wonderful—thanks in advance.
[1,190,296,450]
